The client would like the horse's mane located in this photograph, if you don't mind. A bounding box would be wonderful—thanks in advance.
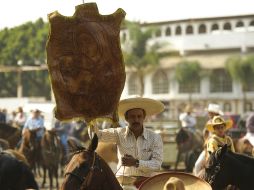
[2,149,29,166]
[228,151,254,165]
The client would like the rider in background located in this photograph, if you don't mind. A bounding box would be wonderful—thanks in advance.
[179,104,197,132]
[206,115,235,153]
[193,103,224,177]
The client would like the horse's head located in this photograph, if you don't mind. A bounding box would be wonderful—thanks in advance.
[61,134,122,190]
[205,144,229,189]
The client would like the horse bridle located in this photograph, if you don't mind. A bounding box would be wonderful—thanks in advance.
[206,153,222,185]
[65,151,103,189]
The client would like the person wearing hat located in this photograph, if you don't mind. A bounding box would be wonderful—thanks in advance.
[14,106,27,130]
[139,172,212,190]
[89,96,164,188]
[22,109,45,142]
[179,104,197,132]
[193,104,224,177]
[206,115,235,153]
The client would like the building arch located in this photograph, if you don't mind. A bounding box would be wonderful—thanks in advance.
[198,24,207,34]
[223,22,232,31]
[166,27,171,36]
[186,25,193,35]
[152,70,169,94]
[175,26,182,35]
[210,69,232,92]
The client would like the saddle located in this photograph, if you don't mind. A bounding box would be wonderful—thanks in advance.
[46,3,126,121]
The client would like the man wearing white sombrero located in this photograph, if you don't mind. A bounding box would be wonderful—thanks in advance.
[89,96,164,188]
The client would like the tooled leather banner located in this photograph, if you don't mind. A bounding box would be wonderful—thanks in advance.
[46,3,126,121]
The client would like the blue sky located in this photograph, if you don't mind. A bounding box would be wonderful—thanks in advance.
[1,0,254,29]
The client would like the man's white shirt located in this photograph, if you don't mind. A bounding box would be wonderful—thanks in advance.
[90,126,163,177]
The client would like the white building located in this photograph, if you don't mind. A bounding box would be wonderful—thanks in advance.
[120,14,254,121]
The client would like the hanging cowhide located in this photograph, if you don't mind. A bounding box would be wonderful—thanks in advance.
[46,3,126,121]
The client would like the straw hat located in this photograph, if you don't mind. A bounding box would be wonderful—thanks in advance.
[206,103,224,115]
[139,172,212,190]
[184,104,193,113]
[205,115,233,132]
[118,96,164,117]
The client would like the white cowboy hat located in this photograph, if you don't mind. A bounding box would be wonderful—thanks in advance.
[205,115,233,132]
[118,96,164,117]
[139,172,212,190]
[206,103,224,115]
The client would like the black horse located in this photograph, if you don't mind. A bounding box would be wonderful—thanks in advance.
[0,152,38,190]
[205,144,254,190]
[175,127,204,172]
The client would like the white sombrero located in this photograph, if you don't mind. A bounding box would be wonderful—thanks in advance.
[206,103,224,115]
[139,172,212,190]
[118,96,164,117]
[205,115,233,132]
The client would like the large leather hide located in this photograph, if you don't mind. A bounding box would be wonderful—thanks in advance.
[46,3,126,121]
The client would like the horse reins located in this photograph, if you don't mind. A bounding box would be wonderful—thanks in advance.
[65,151,103,189]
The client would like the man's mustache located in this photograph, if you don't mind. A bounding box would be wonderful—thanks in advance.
[132,122,140,125]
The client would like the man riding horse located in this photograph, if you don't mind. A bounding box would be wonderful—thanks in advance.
[89,96,164,188]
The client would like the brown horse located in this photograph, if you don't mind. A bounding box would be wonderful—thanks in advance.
[175,128,204,172]
[0,123,21,148]
[60,134,123,190]
[41,130,62,189]
[234,136,254,156]
[18,129,41,175]
[0,151,38,190]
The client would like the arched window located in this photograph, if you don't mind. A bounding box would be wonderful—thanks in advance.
[198,24,207,34]
[175,26,182,35]
[250,20,254,26]
[210,69,232,92]
[128,73,140,95]
[166,27,171,36]
[249,20,254,31]
[152,70,169,94]
[223,22,232,31]
[235,21,245,32]
[179,77,200,93]
[236,21,244,27]
[186,25,193,35]
[211,23,219,34]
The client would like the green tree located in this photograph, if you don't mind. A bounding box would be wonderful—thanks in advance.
[175,60,202,102]
[225,55,254,111]
[123,22,163,96]
[0,18,50,99]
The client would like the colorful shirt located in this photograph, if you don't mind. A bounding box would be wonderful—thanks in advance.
[207,134,235,153]
[91,126,163,177]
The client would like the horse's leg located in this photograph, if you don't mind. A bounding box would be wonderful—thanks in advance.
[174,150,181,171]
[55,165,59,189]
[49,167,53,190]
[41,165,47,188]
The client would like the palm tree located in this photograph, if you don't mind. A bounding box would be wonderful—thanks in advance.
[175,60,202,103]
[122,22,163,96]
[225,55,254,111]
